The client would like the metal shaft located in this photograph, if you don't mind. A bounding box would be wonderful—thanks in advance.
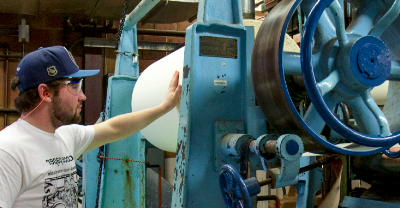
[242,0,255,19]
[258,156,338,187]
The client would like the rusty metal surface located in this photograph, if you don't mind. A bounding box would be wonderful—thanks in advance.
[170,1,258,204]
[263,140,277,155]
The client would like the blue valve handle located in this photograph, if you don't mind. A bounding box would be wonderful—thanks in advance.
[384,146,400,158]
[300,0,400,148]
[219,164,251,208]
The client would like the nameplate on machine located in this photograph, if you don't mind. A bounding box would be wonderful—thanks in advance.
[199,36,238,59]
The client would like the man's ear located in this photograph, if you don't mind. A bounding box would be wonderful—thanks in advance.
[38,84,51,102]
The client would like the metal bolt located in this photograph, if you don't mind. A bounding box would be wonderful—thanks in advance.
[236,124,244,131]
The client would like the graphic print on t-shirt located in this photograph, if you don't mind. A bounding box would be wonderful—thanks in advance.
[42,170,79,208]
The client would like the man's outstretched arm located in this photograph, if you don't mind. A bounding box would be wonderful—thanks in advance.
[85,71,182,152]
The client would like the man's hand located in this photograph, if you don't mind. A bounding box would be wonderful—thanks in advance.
[160,70,182,113]
[382,146,400,159]
[87,71,182,152]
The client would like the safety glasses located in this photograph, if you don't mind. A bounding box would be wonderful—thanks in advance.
[63,79,83,96]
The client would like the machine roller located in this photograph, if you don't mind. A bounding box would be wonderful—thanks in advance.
[252,0,400,156]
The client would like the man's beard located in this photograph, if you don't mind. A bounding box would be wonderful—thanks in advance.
[50,95,82,128]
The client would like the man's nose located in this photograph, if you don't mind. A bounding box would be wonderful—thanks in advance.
[78,90,86,101]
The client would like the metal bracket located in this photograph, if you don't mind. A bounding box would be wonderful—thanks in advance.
[294,156,323,208]
[265,134,304,189]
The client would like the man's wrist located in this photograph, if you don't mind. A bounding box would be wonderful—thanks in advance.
[156,103,169,115]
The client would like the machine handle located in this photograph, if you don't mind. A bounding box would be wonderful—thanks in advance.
[220,164,260,208]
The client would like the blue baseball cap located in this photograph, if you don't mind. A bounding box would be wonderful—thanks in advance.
[16,46,100,91]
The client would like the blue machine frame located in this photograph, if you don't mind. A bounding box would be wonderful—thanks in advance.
[83,23,145,208]
[171,0,266,207]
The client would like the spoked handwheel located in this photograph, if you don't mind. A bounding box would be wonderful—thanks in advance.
[219,164,251,208]
[301,0,400,156]
[252,0,400,156]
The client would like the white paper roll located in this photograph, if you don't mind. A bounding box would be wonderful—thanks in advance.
[131,47,184,153]
[383,81,400,132]
[371,80,389,106]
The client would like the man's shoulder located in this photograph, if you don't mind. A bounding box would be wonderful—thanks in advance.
[0,126,24,157]
[56,124,82,134]
[0,125,24,144]
[56,124,93,134]
[0,122,41,153]
[55,124,94,144]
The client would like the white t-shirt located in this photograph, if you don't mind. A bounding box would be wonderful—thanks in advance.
[0,120,95,208]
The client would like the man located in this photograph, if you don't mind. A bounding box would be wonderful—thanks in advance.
[0,46,182,208]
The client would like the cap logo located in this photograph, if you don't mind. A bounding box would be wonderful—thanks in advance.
[63,47,79,68]
[47,66,58,76]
